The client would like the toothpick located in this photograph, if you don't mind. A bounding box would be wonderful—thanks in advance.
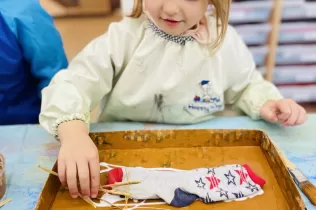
[99,188,132,197]
[37,165,138,207]
[38,165,97,208]
[125,167,130,208]
[135,207,170,210]
[0,198,12,208]
[96,197,123,210]
[102,181,141,188]
[38,165,58,176]
[78,194,97,208]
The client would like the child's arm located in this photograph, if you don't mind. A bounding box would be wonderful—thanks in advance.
[39,33,113,136]
[223,26,307,126]
[0,0,68,97]
[40,34,111,200]
[39,18,141,199]
[39,18,140,136]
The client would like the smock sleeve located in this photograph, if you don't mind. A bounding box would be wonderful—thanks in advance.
[222,25,283,120]
[39,18,142,137]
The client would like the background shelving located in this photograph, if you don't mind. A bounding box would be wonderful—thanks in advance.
[230,0,316,111]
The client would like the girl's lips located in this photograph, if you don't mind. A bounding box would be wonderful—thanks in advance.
[163,19,181,27]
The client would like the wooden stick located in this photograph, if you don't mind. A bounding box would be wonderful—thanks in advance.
[0,198,12,208]
[38,165,135,205]
[78,194,97,208]
[37,165,96,208]
[96,197,170,210]
[101,181,141,188]
[301,182,316,206]
[134,207,170,210]
[273,144,316,206]
[99,188,131,197]
[96,197,123,209]
[124,167,130,208]
[265,0,283,81]
[38,165,58,176]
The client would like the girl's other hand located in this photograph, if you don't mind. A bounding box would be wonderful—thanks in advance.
[260,99,307,126]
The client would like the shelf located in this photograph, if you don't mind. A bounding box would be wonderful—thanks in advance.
[240,0,316,106]
[40,0,112,17]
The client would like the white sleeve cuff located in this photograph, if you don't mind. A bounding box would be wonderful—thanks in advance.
[51,113,90,140]
[240,92,283,120]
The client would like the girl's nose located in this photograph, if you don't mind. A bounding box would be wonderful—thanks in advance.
[162,1,180,17]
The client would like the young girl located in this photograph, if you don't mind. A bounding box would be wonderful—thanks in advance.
[39,0,307,200]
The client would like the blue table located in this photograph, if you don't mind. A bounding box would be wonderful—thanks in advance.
[0,115,315,210]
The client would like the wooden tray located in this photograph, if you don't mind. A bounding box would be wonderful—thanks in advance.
[35,129,306,210]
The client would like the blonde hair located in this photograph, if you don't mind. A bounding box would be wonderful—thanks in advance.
[128,0,231,51]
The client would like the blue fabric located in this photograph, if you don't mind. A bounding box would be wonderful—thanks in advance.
[170,188,199,207]
[0,0,68,125]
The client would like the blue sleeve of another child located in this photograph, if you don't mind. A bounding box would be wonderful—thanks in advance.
[0,0,68,98]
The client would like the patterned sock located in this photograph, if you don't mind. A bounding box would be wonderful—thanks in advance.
[106,164,266,207]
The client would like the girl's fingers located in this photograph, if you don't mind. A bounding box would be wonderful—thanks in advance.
[295,107,307,125]
[77,159,91,198]
[284,103,300,126]
[89,154,100,198]
[58,158,67,186]
[66,160,78,198]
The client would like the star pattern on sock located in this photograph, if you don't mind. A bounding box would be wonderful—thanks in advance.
[207,168,216,175]
[206,175,221,190]
[195,177,206,189]
[224,170,236,186]
[232,192,245,199]
[235,169,248,185]
[202,193,215,203]
[217,188,229,199]
[246,183,259,192]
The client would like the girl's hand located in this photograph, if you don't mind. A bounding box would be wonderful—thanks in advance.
[260,99,307,126]
[57,120,100,199]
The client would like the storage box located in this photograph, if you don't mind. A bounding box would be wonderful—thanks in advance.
[278,85,316,103]
[34,129,305,210]
[259,65,316,85]
[229,1,273,24]
[235,23,271,46]
[275,45,316,65]
[249,46,268,67]
[279,22,316,44]
[283,1,316,20]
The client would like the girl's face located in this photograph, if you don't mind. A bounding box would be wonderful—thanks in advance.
[144,0,208,36]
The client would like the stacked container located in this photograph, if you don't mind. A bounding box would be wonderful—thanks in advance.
[275,0,316,103]
[231,0,316,104]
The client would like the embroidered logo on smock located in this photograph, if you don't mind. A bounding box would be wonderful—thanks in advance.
[186,80,223,113]
[194,80,220,103]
